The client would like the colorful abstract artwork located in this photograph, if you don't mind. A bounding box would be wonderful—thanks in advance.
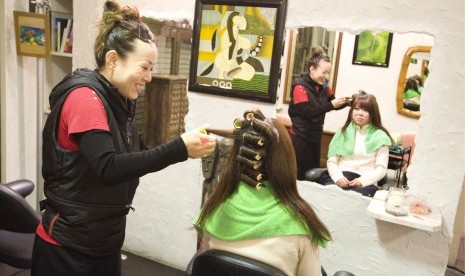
[14,11,50,58]
[189,0,287,103]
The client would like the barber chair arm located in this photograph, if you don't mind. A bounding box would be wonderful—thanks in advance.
[4,179,35,198]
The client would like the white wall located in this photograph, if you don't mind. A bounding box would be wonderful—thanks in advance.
[2,0,464,275]
[1,1,40,207]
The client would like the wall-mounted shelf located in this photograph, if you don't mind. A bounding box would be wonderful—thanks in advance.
[51,51,72,58]
[367,190,442,232]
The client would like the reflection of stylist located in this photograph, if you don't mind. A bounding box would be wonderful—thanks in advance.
[288,46,348,180]
[32,1,216,275]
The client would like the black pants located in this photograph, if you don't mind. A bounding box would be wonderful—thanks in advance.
[291,134,321,180]
[31,235,122,276]
[320,170,379,197]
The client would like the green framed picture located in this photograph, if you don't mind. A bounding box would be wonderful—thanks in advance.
[352,30,393,68]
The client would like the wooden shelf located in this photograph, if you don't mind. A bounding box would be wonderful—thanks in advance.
[366,190,442,232]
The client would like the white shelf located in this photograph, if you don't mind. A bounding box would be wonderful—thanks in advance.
[366,190,442,232]
[51,51,72,58]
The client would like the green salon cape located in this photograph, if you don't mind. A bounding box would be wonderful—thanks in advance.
[194,181,326,247]
[328,122,392,157]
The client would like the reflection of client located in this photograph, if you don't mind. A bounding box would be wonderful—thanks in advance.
[321,92,393,197]
[403,77,421,111]
[411,74,424,93]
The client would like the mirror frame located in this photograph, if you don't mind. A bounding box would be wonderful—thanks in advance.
[396,45,432,119]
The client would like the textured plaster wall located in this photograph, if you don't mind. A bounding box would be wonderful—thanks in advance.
[1,0,463,275]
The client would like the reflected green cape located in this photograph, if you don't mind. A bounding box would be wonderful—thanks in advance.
[194,181,326,247]
[328,122,392,157]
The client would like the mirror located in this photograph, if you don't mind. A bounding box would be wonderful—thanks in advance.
[283,27,341,103]
[396,46,431,119]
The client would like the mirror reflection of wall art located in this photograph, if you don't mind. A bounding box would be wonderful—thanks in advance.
[13,11,50,58]
[188,0,288,103]
[352,30,393,68]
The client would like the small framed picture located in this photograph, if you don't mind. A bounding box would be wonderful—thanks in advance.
[13,11,50,58]
[188,0,288,103]
[352,30,393,68]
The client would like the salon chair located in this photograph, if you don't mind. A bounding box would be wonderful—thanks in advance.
[185,249,287,276]
[185,249,355,276]
[0,179,41,269]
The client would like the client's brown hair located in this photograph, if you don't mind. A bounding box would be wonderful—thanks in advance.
[197,109,331,246]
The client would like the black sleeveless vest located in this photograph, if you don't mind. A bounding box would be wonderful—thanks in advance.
[41,68,141,257]
[288,73,330,143]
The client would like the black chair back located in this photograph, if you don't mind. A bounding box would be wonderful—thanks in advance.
[0,180,41,268]
[0,182,41,233]
[187,249,286,276]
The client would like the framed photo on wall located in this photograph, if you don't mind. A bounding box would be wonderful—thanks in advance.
[13,11,50,58]
[188,0,288,103]
[352,30,393,68]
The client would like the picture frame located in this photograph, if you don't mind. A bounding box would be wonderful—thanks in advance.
[352,30,393,68]
[188,0,288,103]
[13,11,50,58]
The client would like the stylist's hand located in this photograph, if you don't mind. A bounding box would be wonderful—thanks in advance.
[331,97,348,109]
[181,125,216,159]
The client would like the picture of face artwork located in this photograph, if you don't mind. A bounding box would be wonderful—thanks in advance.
[195,5,277,94]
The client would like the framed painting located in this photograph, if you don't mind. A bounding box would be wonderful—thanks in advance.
[352,30,393,68]
[188,0,288,103]
[14,11,50,58]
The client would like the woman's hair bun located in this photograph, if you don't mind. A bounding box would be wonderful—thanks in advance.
[310,45,325,58]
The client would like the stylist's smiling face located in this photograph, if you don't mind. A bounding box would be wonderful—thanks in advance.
[112,39,157,100]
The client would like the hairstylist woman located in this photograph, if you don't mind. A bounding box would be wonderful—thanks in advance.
[31,1,215,275]
[288,46,349,180]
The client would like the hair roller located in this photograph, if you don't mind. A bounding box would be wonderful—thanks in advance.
[241,166,264,181]
[239,173,265,190]
[243,108,266,121]
[243,132,265,147]
[249,116,276,141]
[233,118,250,129]
[239,145,266,161]
[236,155,262,170]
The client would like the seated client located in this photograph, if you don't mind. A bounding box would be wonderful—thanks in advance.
[194,108,331,276]
[320,92,393,197]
